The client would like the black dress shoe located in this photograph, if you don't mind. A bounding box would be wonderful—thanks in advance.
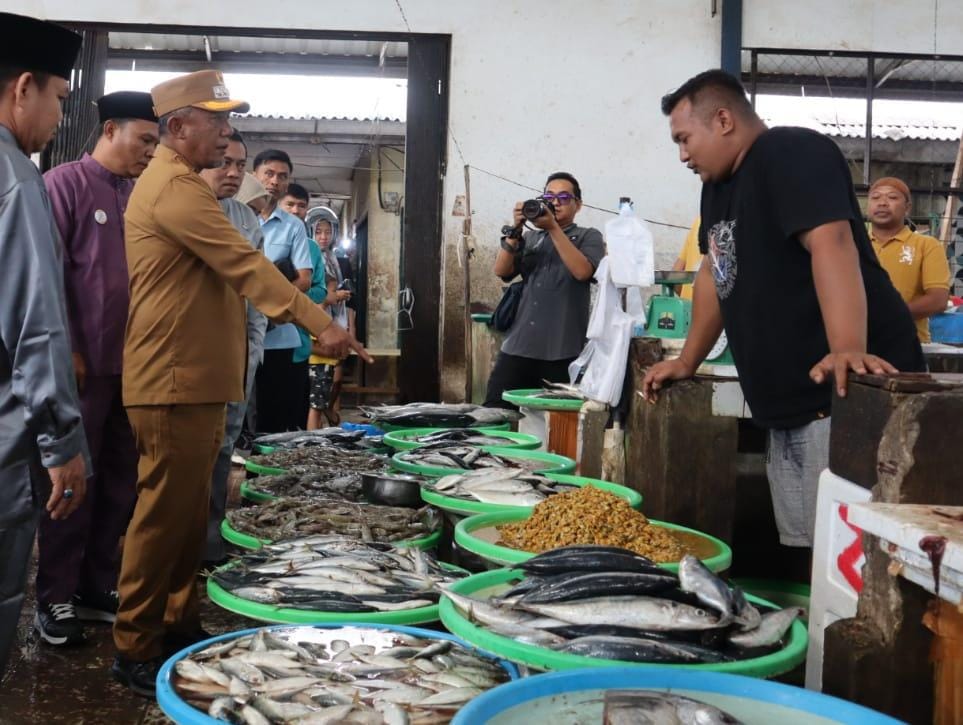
[163,627,214,656]
[110,655,162,697]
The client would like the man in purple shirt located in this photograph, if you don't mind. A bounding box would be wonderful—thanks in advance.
[37,91,158,646]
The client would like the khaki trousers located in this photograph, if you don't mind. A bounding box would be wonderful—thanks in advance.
[113,403,225,660]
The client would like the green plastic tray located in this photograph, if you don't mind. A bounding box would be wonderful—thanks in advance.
[245,459,287,476]
[502,388,585,412]
[454,509,732,574]
[438,568,807,677]
[383,427,541,452]
[207,562,467,626]
[219,518,441,552]
[421,475,642,517]
[239,480,277,504]
[390,446,575,478]
[471,313,494,324]
[253,444,276,454]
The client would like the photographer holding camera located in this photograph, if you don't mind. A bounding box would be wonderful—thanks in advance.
[484,172,605,408]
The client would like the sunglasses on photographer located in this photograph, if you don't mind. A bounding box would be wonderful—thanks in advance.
[538,192,578,206]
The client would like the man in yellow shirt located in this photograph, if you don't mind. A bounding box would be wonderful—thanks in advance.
[868,177,950,342]
[671,217,703,300]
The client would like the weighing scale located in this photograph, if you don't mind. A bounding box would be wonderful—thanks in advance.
[643,270,735,368]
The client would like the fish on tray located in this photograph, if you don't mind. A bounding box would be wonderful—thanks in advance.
[442,546,803,665]
[253,428,380,451]
[211,536,466,613]
[603,690,743,725]
[527,380,588,401]
[362,403,520,429]
[173,625,510,724]
[405,429,514,447]
[226,498,440,544]
[424,468,578,506]
[249,446,387,476]
[398,446,545,473]
[247,471,366,501]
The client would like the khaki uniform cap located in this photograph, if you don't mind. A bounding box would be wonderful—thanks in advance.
[151,70,250,117]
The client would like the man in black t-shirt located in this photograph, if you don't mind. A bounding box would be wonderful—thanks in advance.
[643,70,923,548]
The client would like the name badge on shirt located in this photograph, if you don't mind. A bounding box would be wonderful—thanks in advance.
[94,209,107,225]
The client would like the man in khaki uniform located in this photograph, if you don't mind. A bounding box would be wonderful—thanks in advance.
[111,70,369,695]
[868,176,951,343]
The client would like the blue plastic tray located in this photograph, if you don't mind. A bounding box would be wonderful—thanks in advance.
[157,623,519,725]
[453,667,904,724]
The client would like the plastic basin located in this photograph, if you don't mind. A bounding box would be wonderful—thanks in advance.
[383,427,541,452]
[439,569,807,678]
[156,623,520,725]
[451,667,902,724]
[207,561,468,626]
[421,473,643,517]
[502,388,585,411]
[454,509,732,573]
[390,445,576,478]
[219,518,441,551]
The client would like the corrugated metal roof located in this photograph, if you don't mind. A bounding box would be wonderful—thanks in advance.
[762,116,963,141]
[240,114,403,123]
[108,33,407,58]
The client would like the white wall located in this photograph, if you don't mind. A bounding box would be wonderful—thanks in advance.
[13,0,720,399]
[743,0,963,55]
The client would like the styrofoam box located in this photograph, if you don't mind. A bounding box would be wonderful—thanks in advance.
[805,469,872,692]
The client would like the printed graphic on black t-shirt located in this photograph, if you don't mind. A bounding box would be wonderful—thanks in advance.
[707,219,738,299]
[698,127,924,429]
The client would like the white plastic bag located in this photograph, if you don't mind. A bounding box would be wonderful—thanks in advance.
[604,199,655,288]
[575,257,633,406]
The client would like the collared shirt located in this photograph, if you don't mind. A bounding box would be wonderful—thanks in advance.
[260,205,312,350]
[44,153,133,376]
[123,144,331,405]
[221,198,268,358]
[871,225,951,343]
[0,124,87,506]
[500,223,606,361]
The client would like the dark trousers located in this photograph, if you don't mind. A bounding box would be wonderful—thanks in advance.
[114,403,225,660]
[36,375,138,604]
[255,349,309,433]
[0,506,40,679]
[483,352,575,409]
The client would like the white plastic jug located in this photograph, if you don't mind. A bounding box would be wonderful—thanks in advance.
[604,197,655,288]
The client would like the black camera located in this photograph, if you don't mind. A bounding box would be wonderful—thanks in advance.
[337,279,355,295]
[521,198,555,221]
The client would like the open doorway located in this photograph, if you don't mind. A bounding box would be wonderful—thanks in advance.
[53,24,449,401]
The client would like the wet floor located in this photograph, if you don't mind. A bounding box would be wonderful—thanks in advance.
[0,468,252,725]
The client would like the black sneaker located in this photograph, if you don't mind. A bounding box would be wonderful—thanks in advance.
[34,601,86,646]
[110,655,162,697]
[73,589,119,623]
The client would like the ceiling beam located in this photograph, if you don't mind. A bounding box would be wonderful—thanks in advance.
[107,49,407,78]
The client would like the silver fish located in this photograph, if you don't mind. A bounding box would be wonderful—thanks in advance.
[728,607,804,648]
[604,690,743,725]
[678,554,736,625]
[516,595,721,631]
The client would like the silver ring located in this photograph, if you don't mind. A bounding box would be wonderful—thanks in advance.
[63,489,74,500]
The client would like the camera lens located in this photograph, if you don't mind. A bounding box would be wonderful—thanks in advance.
[521,198,547,220]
